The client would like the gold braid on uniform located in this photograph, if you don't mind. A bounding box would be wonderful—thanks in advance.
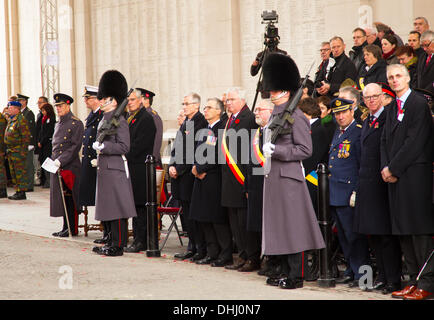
[127,110,140,124]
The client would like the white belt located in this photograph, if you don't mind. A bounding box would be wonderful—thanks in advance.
[121,155,129,179]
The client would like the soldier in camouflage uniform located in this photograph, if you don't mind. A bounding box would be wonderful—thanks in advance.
[0,111,8,198]
[4,101,31,200]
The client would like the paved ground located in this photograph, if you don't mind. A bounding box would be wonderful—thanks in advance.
[0,186,396,301]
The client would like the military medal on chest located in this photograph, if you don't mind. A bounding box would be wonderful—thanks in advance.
[338,140,351,159]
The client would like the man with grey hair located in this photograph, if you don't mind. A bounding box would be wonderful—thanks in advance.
[413,17,430,35]
[354,83,402,294]
[381,64,434,300]
[364,26,382,47]
[170,92,208,261]
[338,86,364,124]
[415,30,434,95]
[189,97,233,267]
[220,87,258,271]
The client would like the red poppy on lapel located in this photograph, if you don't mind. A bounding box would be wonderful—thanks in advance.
[132,119,136,124]
[235,119,240,124]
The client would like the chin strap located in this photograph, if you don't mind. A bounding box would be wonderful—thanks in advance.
[270,91,288,102]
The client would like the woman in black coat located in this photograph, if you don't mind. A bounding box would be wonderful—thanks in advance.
[357,44,388,90]
[37,103,55,188]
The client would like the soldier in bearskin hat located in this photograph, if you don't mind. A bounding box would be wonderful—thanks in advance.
[92,70,137,257]
[260,53,325,289]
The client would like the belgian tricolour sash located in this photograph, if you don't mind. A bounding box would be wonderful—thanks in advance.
[252,128,265,167]
[221,119,245,185]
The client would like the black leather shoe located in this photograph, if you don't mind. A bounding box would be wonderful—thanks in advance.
[8,191,26,200]
[279,278,304,289]
[196,256,214,265]
[174,251,195,260]
[382,283,402,295]
[124,242,146,253]
[102,246,124,257]
[191,253,206,262]
[211,259,233,267]
[373,281,386,291]
[266,276,286,287]
[52,229,76,237]
[335,275,354,284]
[94,236,109,244]
[224,258,246,270]
[348,280,359,288]
[92,245,110,255]
[238,259,261,272]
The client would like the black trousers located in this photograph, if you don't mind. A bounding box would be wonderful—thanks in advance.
[227,207,248,261]
[245,230,262,264]
[182,200,206,255]
[131,205,147,247]
[102,221,111,239]
[369,235,402,286]
[108,219,129,248]
[200,221,233,261]
[400,235,434,292]
[276,252,305,280]
[61,194,78,235]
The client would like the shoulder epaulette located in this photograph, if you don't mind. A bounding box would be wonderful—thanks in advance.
[356,124,362,128]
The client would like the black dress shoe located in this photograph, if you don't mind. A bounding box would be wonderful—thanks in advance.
[279,278,304,289]
[348,280,359,288]
[211,259,233,267]
[124,242,146,253]
[224,258,246,270]
[174,251,195,260]
[8,191,26,200]
[191,253,206,262]
[373,281,386,291]
[382,283,402,295]
[238,259,261,272]
[93,245,110,255]
[52,229,76,237]
[335,275,354,284]
[196,256,214,265]
[94,236,109,244]
[102,246,124,257]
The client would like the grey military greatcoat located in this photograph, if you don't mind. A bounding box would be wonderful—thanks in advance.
[262,105,325,255]
[50,112,84,217]
[94,111,137,221]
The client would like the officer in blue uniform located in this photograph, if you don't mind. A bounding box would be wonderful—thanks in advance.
[78,85,108,243]
[328,97,370,287]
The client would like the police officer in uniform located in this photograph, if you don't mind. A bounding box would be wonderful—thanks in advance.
[138,88,163,167]
[0,111,8,198]
[50,94,84,237]
[328,97,370,286]
[5,101,31,200]
[78,85,107,243]
[17,94,36,191]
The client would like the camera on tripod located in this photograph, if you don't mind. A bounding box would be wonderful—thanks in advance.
[261,10,279,49]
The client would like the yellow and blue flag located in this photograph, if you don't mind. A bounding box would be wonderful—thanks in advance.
[305,170,318,186]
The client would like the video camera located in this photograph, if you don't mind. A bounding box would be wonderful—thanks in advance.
[261,10,279,49]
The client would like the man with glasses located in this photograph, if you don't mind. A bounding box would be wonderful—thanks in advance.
[313,42,331,96]
[50,93,84,237]
[170,93,208,261]
[354,83,402,294]
[78,85,106,243]
[381,64,434,300]
[415,30,434,96]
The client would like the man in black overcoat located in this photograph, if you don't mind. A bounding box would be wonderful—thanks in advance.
[189,98,233,267]
[380,64,434,300]
[354,83,402,294]
[415,31,434,96]
[124,89,156,253]
[169,93,208,261]
[220,88,259,271]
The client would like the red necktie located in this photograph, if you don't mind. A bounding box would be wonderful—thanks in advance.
[228,115,235,127]
[397,99,403,119]
[426,54,432,68]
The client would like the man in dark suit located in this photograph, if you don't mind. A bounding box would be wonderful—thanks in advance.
[78,85,106,243]
[315,37,358,98]
[354,83,402,294]
[328,97,370,287]
[170,93,208,261]
[17,94,36,191]
[124,89,156,253]
[415,31,434,96]
[381,64,434,300]
[220,87,258,270]
[189,98,233,267]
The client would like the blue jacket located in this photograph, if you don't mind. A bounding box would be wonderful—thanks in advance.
[328,120,362,206]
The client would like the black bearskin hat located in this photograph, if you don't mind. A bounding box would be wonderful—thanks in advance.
[97,70,128,104]
[262,53,300,92]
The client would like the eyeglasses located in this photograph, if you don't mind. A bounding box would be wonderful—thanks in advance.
[319,48,330,52]
[363,94,382,101]
[226,98,237,104]
[421,41,432,48]
[181,102,196,106]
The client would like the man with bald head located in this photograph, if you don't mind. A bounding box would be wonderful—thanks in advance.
[354,83,401,293]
